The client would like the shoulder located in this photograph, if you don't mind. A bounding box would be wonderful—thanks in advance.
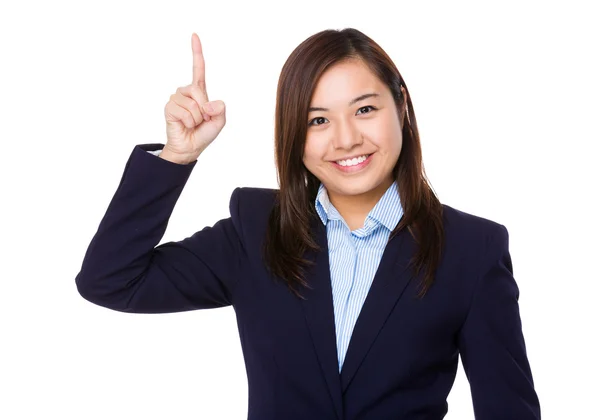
[438,204,513,303]
[440,203,510,255]
[230,186,278,214]
[226,186,279,241]
[234,186,278,202]
[441,203,506,233]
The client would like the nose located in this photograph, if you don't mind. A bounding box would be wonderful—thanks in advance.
[331,118,363,151]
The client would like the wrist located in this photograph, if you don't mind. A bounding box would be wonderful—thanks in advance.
[158,149,197,165]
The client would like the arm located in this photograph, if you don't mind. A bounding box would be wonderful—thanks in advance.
[458,225,541,419]
[75,143,245,313]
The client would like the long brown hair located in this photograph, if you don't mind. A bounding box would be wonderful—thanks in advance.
[263,28,445,299]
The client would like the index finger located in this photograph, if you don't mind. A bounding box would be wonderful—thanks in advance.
[191,33,206,92]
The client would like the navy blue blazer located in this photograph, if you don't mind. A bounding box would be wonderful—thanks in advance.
[76,144,541,419]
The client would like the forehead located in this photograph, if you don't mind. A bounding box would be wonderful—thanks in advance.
[311,59,385,101]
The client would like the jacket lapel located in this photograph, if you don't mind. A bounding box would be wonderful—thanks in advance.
[300,216,417,413]
[299,219,343,420]
[339,224,416,393]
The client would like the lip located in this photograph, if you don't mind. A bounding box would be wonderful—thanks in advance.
[330,153,374,173]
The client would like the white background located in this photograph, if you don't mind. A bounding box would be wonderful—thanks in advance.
[1,0,598,419]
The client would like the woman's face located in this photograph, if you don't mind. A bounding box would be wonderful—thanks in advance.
[303,58,403,202]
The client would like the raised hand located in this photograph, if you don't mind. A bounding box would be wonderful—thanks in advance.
[162,33,226,164]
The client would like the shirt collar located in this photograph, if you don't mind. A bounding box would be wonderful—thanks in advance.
[314,180,403,232]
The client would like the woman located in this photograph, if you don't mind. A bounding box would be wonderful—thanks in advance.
[76,28,541,419]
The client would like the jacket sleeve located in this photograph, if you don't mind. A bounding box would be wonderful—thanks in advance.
[458,224,541,419]
[75,143,245,314]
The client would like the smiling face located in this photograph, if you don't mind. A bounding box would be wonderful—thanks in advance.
[303,58,403,208]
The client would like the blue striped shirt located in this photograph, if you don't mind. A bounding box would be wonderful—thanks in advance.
[315,180,403,372]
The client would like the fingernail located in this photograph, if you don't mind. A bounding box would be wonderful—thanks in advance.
[206,102,214,112]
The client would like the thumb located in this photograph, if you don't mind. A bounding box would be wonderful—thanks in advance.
[202,100,226,121]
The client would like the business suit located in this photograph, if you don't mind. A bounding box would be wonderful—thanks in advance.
[76,143,541,419]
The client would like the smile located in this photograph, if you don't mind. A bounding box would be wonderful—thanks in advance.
[331,153,374,173]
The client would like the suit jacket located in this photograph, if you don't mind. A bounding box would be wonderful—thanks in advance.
[76,144,541,419]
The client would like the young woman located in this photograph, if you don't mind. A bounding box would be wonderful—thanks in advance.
[76,29,541,419]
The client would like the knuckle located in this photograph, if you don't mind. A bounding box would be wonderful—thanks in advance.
[184,113,195,126]
[190,85,202,98]
[192,83,207,96]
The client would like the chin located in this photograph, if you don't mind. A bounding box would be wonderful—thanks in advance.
[327,179,381,196]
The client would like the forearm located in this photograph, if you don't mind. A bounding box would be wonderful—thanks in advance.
[75,144,196,311]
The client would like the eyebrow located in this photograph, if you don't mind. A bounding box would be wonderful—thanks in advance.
[308,93,380,112]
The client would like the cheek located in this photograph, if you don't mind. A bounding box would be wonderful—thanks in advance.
[303,137,324,162]
[376,115,403,151]
[302,143,311,165]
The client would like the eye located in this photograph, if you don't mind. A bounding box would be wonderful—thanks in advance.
[308,116,328,126]
[357,105,376,115]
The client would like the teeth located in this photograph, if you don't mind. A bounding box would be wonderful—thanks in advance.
[337,154,369,166]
